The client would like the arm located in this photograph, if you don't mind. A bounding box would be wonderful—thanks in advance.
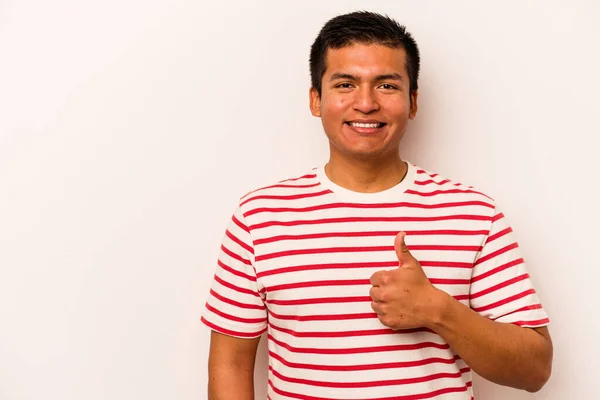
[370,232,553,392]
[208,331,261,400]
[432,290,552,392]
[203,206,268,399]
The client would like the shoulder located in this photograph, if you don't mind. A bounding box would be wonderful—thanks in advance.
[409,163,497,207]
[235,167,326,213]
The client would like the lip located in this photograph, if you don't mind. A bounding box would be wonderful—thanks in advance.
[346,119,386,124]
[344,120,387,134]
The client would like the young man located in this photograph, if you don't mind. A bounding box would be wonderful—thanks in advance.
[202,11,553,400]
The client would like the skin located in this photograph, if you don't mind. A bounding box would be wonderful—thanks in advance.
[371,232,553,392]
[311,43,552,392]
[208,331,260,400]
[208,42,553,398]
[309,43,418,194]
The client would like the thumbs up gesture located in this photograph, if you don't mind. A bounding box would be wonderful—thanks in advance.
[369,232,445,330]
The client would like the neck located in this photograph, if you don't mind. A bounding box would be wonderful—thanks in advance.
[325,152,408,194]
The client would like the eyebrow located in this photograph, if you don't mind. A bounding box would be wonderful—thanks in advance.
[328,73,404,82]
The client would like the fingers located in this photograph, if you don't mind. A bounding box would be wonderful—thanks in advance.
[395,232,424,271]
[369,286,382,302]
[371,301,382,315]
[370,270,385,286]
[394,231,410,260]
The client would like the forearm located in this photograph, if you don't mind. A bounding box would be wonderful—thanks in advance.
[430,290,552,392]
[208,365,255,400]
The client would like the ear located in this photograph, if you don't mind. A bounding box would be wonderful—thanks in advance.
[309,87,322,117]
[409,90,419,120]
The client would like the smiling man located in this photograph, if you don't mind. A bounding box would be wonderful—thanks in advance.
[202,11,553,400]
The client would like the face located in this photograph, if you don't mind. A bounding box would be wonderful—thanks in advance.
[310,43,418,162]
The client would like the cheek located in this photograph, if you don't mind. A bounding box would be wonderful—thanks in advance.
[321,101,348,126]
[386,97,411,117]
[322,96,347,112]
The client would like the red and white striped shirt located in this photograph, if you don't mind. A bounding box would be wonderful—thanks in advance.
[202,162,549,399]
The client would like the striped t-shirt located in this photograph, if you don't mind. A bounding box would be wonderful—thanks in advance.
[202,162,549,400]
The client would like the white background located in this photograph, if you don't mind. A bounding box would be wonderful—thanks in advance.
[1,1,599,399]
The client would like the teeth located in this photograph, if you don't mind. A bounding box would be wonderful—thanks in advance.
[349,122,381,128]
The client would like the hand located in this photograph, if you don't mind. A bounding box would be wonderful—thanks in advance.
[369,232,445,330]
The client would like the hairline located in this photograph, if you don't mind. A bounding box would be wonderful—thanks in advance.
[316,42,411,93]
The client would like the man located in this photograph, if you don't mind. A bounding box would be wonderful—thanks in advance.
[202,11,553,399]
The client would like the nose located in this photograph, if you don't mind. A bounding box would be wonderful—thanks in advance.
[353,86,380,114]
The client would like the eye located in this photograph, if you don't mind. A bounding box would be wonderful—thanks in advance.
[335,83,354,89]
[379,83,397,90]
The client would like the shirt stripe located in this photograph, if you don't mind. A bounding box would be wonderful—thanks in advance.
[202,163,549,399]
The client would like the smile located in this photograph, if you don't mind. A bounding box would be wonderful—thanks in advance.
[345,121,387,129]
[345,121,386,133]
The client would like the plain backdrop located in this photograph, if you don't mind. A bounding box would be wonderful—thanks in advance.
[1,0,599,399]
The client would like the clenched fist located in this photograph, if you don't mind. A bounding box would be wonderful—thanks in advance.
[370,232,447,330]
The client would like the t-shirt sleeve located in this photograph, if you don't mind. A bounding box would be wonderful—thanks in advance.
[201,205,268,338]
[469,207,550,328]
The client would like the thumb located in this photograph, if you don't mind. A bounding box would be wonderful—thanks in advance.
[394,232,413,265]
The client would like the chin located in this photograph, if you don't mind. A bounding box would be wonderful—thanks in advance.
[342,147,391,160]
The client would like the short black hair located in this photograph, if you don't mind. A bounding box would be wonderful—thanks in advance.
[309,11,420,97]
